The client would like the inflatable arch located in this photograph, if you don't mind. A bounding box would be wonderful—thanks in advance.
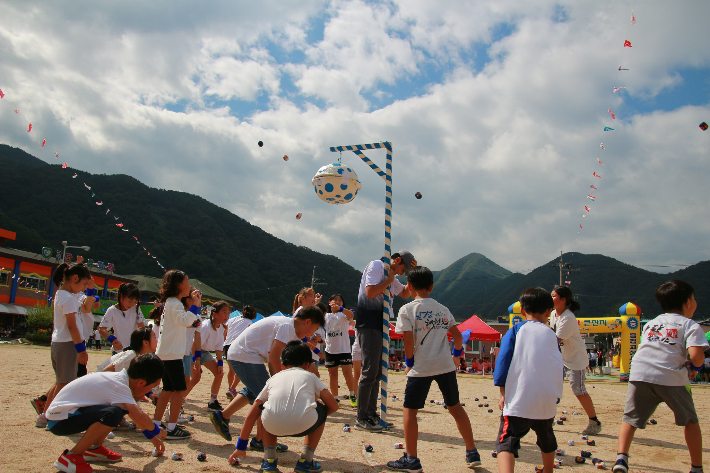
[508,301,641,381]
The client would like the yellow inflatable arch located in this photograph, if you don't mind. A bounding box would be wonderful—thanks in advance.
[508,301,641,381]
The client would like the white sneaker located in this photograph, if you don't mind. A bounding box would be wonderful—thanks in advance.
[35,413,47,428]
[581,419,602,435]
[165,410,190,423]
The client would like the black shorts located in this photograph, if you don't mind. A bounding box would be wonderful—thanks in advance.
[290,402,328,437]
[403,370,460,410]
[49,405,127,436]
[589,360,597,368]
[223,345,230,359]
[325,352,352,368]
[162,359,187,392]
[496,415,557,456]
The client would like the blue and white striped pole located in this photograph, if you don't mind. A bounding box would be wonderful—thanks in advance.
[330,141,392,428]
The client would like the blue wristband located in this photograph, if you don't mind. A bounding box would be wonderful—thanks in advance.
[192,350,202,362]
[188,305,200,315]
[217,359,223,367]
[147,390,153,396]
[107,335,117,343]
[236,437,249,451]
[93,295,100,302]
[691,362,704,372]
[142,424,161,440]
[338,306,344,313]
[302,337,308,342]
[405,356,414,368]
[86,288,96,297]
[313,348,321,355]
[75,342,86,353]
[452,347,463,357]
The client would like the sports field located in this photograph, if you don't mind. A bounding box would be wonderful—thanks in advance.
[2,345,707,472]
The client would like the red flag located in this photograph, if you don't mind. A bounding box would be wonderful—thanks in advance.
[41,139,46,147]
[580,224,583,228]
[61,163,67,168]
[116,223,123,227]
[27,123,32,132]
[608,109,616,119]
[0,89,4,98]
[590,185,597,190]
[593,172,601,178]
[624,40,632,47]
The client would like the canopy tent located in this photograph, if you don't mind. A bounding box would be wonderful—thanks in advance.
[270,311,289,318]
[349,323,402,340]
[450,315,501,343]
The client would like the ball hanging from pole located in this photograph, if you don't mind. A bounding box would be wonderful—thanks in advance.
[312,163,362,204]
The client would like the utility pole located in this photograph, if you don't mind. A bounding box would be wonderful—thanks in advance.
[310,266,327,290]
[551,251,581,285]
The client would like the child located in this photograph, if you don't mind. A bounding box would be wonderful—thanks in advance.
[612,280,708,473]
[181,287,203,398]
[224,305,257,400]
[34,264,93,429]
[210,307,325,450]
[388,266,480,472]
[549,285,601,435]
[98,283,144,354]
[493,287,564,473]
[228,341,338,473]
[293,287,322,315]
[153,270,200,440]
[46,353,167,473]
[77,281,101,378]
[324,294,357,407]
[190,301,230,411]
[97,327,157,372]
[304,302,328,379]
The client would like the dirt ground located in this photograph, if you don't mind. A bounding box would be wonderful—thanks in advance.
[1,345,708,473]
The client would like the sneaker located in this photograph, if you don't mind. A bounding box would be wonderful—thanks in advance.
[35,413,48,428]
[115,417,131,430]
[164,409,189,423]
[466,449,482,467]
[225,390,235,401]
[54,450,94,473]
[30,396,46,415]
[250,437,288,452]
[387,454,423,472]
[207,399,223,411]
[295,458,322,472]
[165,425,191,439]
[260,458,279,472]
[371,414,394,428]
[354,418,384,432]
[83,445,122,463]
[350,395,357,408]
[612,458,629,473]
[581,419,602,435]
[209,411,232,441]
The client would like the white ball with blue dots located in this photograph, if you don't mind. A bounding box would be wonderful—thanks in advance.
[312,163,362,204]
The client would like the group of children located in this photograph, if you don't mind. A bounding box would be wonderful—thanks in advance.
[33,259,707,473]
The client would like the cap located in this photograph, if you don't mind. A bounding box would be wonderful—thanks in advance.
[396,250,416,272]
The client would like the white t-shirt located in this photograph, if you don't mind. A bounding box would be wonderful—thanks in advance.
[325,312,351,354]
[99,305,145,348]
[94,330,101,341]
[356,260,406,330]
[257,367,327,436]
[311,327,325,362]
[549,309,588,371]
[198,319,226,352]
[185,312,203,356]
[224,316,253,346]
[494,321,564,419]
[590,352,598,361]
[630,313,709,386]
[75,294,95,341]
[52,290,81,343]
[704,358,710,369]
[45,370,136,421]
[97,350,137,373]
[351,327,360,355]
[395,298,457,377]
[228,316,298,364]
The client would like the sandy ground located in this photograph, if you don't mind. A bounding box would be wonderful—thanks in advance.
[1,345,708,473]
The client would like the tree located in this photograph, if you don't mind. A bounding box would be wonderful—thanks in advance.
[26,302,53,329]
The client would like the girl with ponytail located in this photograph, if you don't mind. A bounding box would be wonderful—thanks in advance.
[97,327,157,372]
[98,283,144,353]
[550,285,601,435]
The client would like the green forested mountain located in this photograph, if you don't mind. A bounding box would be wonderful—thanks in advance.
[0,144,362,315]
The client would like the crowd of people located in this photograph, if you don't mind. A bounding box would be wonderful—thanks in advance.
[25,251,709,473]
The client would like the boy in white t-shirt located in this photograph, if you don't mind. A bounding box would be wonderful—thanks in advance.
[388,267,480,472]
[210,307,325,450]
[612,280,708,473]
[46,354,167,473]
[229,341,338,473]
[494,288,564,473]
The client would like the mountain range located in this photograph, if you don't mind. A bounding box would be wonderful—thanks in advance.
[2,144,707,321]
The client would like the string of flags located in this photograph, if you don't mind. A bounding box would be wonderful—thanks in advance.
[0,88,167,275]
[578,7,636,232]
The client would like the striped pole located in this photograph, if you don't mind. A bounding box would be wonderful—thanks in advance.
[330,141,392,428]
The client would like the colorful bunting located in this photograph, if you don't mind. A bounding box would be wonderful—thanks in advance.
[630,10,635,25]
[600,143,604,149]
[608,109,616,119]
[41,139,46,147]
[613,87,626,93]
[0,89,4,99]
[604,127,614,131]
[590,185,597,190]
[618,66,629,71]
[27,123,32,132]
[587,195,596,201]
[597,158,604,166]
[624,40,632,47]
[593,172,601,178]
[61,163,67,168]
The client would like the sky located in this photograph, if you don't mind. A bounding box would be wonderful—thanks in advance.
[1,0,709,275]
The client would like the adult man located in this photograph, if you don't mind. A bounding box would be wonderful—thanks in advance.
[354,251,416,431]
